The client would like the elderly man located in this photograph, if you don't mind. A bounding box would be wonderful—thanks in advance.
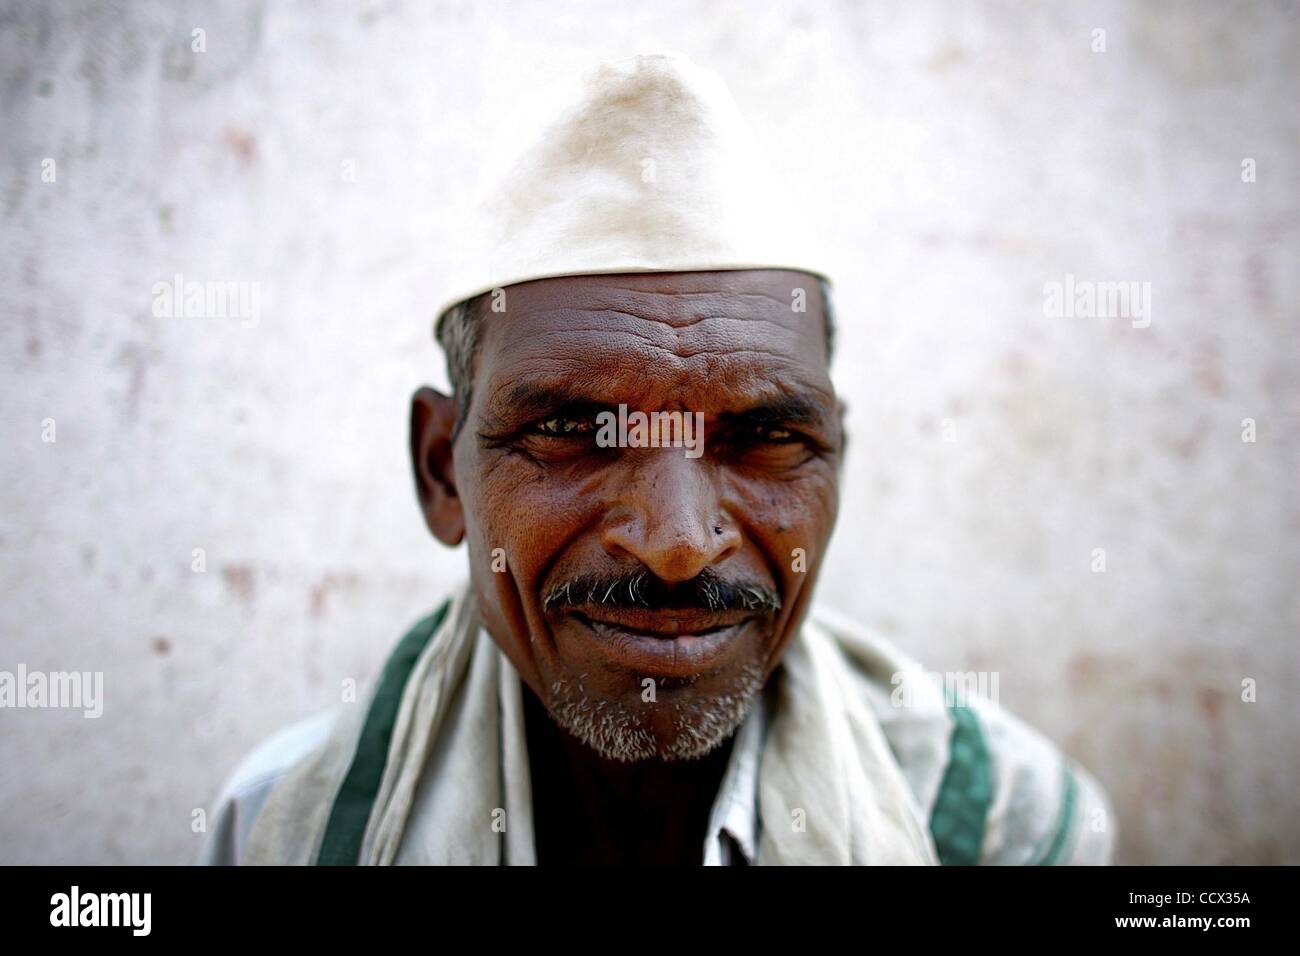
[200,53,1113,866]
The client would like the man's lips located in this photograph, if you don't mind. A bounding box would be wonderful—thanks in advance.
[554,605,760,679]
[569,605,753,637]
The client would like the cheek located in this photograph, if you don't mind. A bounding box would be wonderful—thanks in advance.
[464,454,595,588]
[730,468,839,581]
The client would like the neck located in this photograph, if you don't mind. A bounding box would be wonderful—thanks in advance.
[521,684,735,864]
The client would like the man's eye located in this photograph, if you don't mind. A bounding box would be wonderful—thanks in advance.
[533,416,594,437]
[754,425,796,443]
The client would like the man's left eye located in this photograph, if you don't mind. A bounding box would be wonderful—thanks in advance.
[534,416,594,436]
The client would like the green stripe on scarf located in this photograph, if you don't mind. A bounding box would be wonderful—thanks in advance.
[928,703,993,865]
[1034,760,1079,865]
[315,600,451,865]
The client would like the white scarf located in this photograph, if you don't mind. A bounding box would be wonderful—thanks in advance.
[245,583,938,865]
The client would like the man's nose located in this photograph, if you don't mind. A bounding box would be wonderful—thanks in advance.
[600,453,741,584]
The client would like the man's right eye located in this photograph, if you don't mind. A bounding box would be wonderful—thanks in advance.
[533,416,595,437]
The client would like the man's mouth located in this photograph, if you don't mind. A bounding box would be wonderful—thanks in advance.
[572,606,752,637]
[560,606,759,679]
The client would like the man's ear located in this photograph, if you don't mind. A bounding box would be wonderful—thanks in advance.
[409,386,465,546]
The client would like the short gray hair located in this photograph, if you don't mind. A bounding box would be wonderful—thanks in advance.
[435,275,836,436]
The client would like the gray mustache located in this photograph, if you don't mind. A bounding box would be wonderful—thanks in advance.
[542,568,780,615]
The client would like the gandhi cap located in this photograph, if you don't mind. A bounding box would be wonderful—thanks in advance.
[432,51,829,333]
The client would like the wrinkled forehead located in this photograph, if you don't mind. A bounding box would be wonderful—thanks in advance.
[473,269,833,414]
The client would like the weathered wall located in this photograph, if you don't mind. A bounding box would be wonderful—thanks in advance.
[1,0,1296,864]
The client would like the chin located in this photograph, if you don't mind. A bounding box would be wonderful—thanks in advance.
[545,662,764,762]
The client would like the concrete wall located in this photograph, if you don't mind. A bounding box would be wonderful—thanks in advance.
[1,0,1295,864]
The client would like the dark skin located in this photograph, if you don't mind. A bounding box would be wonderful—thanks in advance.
[410,269,843,863]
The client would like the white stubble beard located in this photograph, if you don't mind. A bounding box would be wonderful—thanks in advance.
[546,661,765,762]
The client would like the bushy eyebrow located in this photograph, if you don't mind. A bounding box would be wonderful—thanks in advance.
[478,383,610,435]
[717,393,830,428]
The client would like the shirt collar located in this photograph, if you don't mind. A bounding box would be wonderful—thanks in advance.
[702,681,770,866]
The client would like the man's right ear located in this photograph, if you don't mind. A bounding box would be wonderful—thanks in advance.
[409,386,466,546]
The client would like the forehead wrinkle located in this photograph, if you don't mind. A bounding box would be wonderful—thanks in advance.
[489,331,821,402]
[503,271,819,322]
[526,306,808,337]
[477,326,832,427]
[494,309,818,367]
[479,270,827,369]
[473,276,833,422]
[612,286,815,318]
[480,349,833,427]
[566,283,813,326]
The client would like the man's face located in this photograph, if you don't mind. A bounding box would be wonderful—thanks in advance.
[418,269,842,761]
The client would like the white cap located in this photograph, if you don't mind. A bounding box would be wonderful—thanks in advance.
[433,51,829,332]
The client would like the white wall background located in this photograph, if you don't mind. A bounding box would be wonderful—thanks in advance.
[1,0,1296,864]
